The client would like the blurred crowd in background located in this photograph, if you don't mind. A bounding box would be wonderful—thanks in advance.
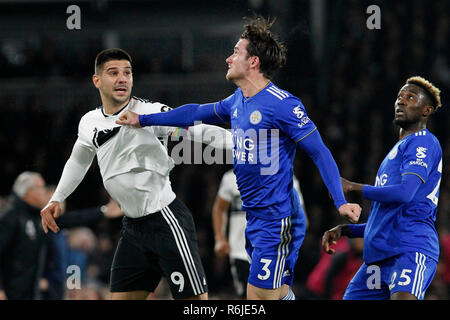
[0,0,448,299]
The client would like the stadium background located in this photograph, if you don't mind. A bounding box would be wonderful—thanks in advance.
[0,0,448,299]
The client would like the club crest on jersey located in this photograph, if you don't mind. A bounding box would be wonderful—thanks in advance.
[249,110,262,125]
[416,147,427,158]
[92,126,121,148]
[388,145,398,160]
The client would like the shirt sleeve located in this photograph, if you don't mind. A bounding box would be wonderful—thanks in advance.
[213,93,236,124]
[362,173,422,203]
[296,129,347,209]
[50,139,96,203]
[185,124,233,150]
[217,171,236,202]
[272,98,317,142]
[347,223,366,238]
[151,105,181,137]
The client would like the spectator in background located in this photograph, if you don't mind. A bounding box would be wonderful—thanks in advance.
[306,238,363,300]
[0,171,123,300]
[0,172,49,300]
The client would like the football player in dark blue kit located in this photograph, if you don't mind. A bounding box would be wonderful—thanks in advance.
[117,16,361,300]
[322,76,443,300]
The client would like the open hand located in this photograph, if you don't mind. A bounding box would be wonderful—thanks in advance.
[40,201,61,233]
[322,225,344,254]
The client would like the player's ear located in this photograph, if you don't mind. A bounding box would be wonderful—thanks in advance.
[250,55,260,69]
[422,105,434,117]
[92,74,100,88]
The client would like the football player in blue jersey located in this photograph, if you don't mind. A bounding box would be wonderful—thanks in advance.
[322,76,443,300]
[116,16,361,300]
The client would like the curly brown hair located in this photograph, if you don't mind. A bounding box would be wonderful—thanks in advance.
[240,15,287,80]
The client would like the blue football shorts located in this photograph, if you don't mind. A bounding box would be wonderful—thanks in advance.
[343,251,437,300]
[245,206,306,290]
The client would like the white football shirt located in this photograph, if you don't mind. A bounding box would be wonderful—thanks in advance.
[51,96,232,218]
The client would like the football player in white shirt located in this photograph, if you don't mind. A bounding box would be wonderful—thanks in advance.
[212,169,307,299]
[40,48,232,300]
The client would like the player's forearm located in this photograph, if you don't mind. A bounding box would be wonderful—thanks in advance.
[212,210,226,241]
[139,103,222,127]
[212,197,230,241]
[362,173,422,203]
[50,141,94,203]
[187,124,233,150]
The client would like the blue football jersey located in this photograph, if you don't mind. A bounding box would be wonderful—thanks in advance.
[214,83,317,219]
[364,129,442,264]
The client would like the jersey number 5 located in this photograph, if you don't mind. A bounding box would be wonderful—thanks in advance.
[426,158,442,206]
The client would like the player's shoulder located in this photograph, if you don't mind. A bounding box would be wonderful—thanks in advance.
[219,169,238,192]
[404,129,442,155]
[263,84,303,109]
[130,96,171,114]
[222,169,237,182]
[408,129,440,145]
[79,106,102,125]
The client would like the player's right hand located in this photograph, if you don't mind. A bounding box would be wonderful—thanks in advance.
[322,225,343,254]
[338,203,361,224]
[115,110,141,127]
[40,201,61,234]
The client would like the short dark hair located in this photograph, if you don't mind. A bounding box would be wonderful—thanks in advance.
[94,48,132,74]
[240,15,287,79]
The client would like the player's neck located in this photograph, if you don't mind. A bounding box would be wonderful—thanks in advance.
[237,76,271,98]
[398,123,427,140]
[102,98,130,115]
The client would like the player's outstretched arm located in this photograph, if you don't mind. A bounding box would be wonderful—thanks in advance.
[342,174,422,203]
[297,130,361,223]
[116,103,225,128]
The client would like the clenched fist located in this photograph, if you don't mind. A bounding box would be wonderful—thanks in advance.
[116,110,141,127]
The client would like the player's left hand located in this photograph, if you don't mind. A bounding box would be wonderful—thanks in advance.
[338,203,361,224]
[116,110,141,127]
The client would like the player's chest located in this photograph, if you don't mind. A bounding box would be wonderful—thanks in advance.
[376,143,404,186]
[86,116,122,148]
[230,99,272,131]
